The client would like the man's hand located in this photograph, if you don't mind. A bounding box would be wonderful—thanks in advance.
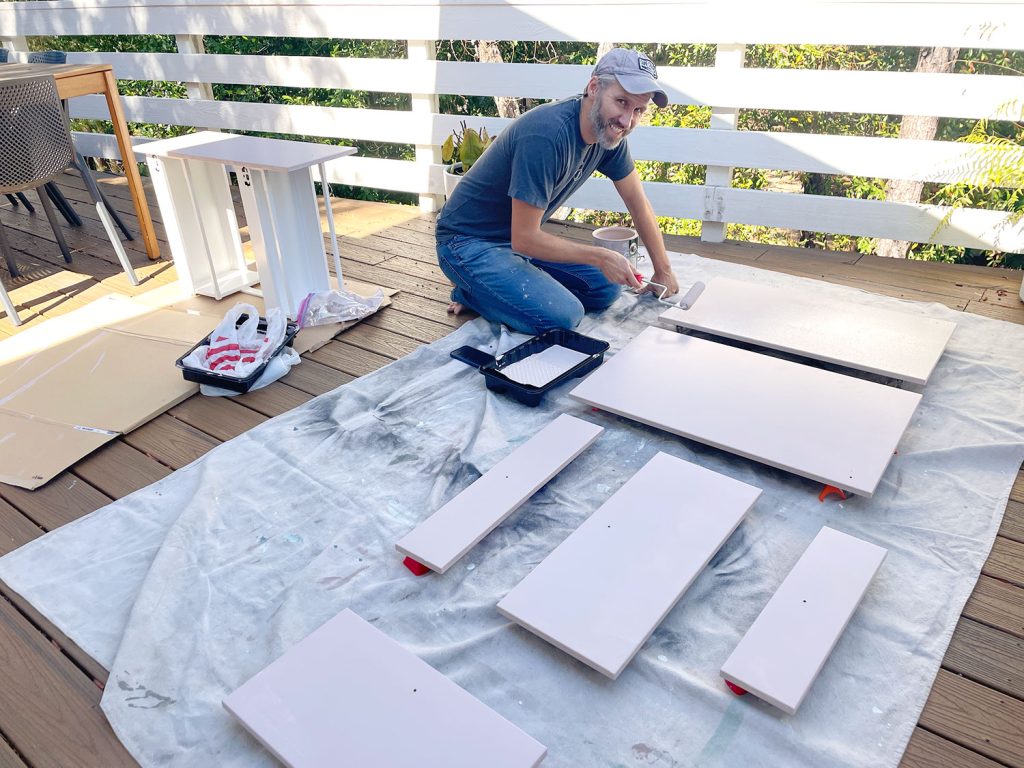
[594,248,643,289]
[638,267,679,297]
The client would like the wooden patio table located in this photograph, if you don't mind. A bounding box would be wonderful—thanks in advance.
[0,62,160,260]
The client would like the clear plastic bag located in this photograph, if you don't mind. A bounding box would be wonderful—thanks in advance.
[298,288,385,328]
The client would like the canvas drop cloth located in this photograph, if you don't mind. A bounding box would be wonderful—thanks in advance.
[2,252,1023,768]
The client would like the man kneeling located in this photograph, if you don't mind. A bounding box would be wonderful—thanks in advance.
[435,47,680,335]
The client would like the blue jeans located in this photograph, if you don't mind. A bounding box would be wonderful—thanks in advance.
[436,235,621,334]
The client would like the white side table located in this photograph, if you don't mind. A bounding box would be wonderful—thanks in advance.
[141,131,357,318]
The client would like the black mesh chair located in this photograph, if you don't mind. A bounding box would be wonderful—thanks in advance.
[0,75,138,324]
[26,50,134,238]
[1,48,41,215]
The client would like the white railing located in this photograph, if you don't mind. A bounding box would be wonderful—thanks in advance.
[2,0,1023,250]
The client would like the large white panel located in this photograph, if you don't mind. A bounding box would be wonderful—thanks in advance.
[497,452,761,679]
[396,414,603,573]
[223,609,546,768]
[659,276,956,385]
[569,327,921,497]
[720,526,887,714]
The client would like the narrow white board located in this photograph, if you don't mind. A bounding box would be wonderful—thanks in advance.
[720,527,887,715]
[396,414,603,573]
[497,452,761,679]
[658,276,955,385]
[569,327,921,497]
[223,609,546,768]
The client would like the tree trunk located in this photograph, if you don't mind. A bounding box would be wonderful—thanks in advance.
[475,41,520,119]
[876,46,960,259]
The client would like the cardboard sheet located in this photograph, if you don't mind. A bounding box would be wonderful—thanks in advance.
[0,279,394,489]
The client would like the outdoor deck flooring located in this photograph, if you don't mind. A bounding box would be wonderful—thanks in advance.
[0,170,1022,767]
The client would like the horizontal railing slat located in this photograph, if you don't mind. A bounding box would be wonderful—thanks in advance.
[75,129,1023,250]
[72,96,1017,186]
[63,51,1024,121]
[4,1,1023,49]
[569,179,1024,250]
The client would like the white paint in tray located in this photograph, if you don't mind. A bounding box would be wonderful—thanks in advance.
[499,345,590,387]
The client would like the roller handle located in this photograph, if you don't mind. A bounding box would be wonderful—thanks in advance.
[451,345,496,369]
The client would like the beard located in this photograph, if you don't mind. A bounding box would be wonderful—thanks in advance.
[588,97,630,150]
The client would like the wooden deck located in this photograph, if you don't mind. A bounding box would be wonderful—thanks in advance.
[0,170,1022,768]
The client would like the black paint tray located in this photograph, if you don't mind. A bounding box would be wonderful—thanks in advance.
[176,315,299,394]
[451,328,609,406]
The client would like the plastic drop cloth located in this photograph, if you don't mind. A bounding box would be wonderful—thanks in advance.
[2,252,1023,768]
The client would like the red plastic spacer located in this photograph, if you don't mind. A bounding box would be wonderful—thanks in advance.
[403,556,431,576]
[818,484,847,502]
[724,680,748,696]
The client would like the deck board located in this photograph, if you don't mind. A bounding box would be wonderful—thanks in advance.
[279,358,355,397]
[964,576,1024,639]
[903,728,1005,768]
[1,170,1022,767]
[919,669,1024,766]
[0,472,110,531]
[72,440,174,500]
[945,618,1024,700]
[122,415,220,470]
[0,597,135,768]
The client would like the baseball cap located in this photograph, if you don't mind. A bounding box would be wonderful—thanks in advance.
[593,48,668,108]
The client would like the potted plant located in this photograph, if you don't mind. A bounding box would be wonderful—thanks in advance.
[442,121,495,197]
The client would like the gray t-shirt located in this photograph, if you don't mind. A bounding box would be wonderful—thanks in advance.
[435,97,634,243]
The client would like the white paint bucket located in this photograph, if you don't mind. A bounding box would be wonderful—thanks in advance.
[593,226,640,268]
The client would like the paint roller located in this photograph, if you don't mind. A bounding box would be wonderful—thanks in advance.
[639,278,706,310]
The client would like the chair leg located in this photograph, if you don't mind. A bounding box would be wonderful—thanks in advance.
[0,216,20,278]
[45,182,83,227]
[15,192,35,214]
[0,274,21,326]
[5,194,20,208]
[74,151,133,240]
[36,187,73,264]
[70,164,139,285]
[94,199,139,286]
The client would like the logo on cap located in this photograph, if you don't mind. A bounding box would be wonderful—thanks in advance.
[637,55,657,79]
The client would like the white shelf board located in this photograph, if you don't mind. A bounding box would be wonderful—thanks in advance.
[497,452,761,679]
[658,276,955,385]
[569,327,921,497]
[223,609,546,768]
[191,267,259,299]
[396,414,603,573]
[720,526,887,714]
[167,131,358,172]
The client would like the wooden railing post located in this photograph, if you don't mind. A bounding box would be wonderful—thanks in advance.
[174,34,215,101]
[408,39,443,213]
[701,43,744,243]
[0,35,29,62]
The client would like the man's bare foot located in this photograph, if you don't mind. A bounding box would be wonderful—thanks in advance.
[447,301,465,315]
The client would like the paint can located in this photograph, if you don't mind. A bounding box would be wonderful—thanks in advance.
[593,226,641,269]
